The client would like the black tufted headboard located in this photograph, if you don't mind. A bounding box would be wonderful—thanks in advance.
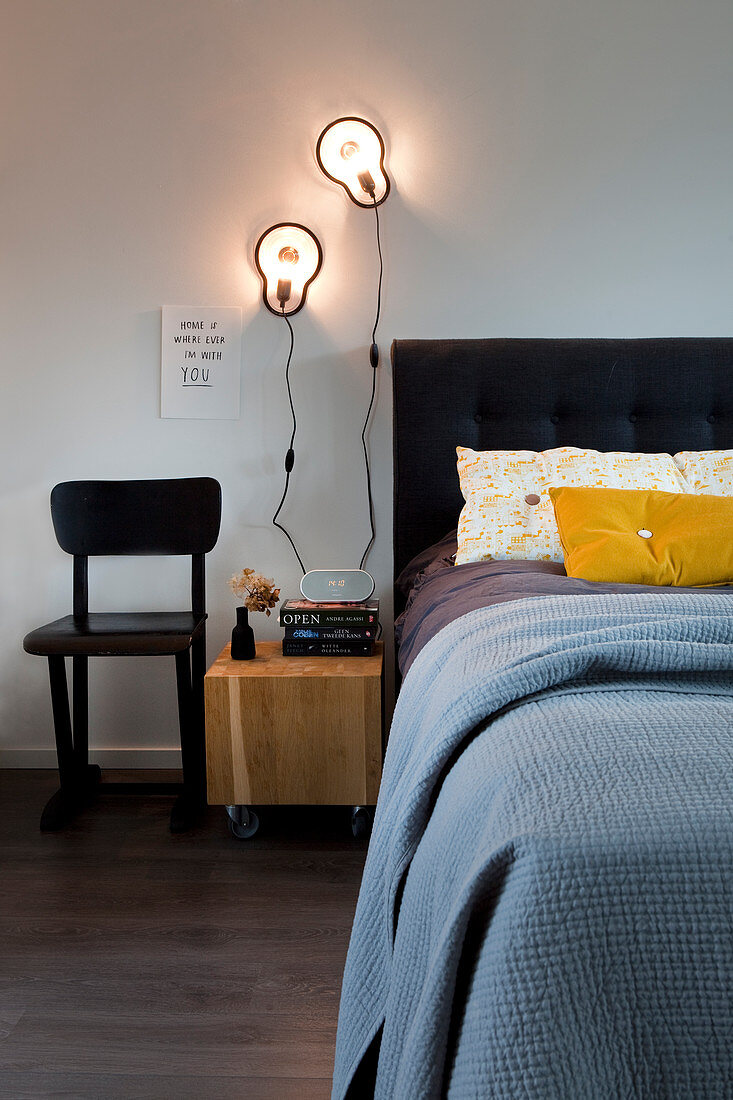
[392,337,733,598]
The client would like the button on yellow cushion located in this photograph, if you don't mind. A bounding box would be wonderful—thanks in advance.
[549,487,733,587]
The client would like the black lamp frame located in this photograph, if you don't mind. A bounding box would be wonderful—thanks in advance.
[254,222,324,317]
[315,116,391,210]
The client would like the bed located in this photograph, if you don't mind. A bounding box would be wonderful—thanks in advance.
[332,339,733,1099]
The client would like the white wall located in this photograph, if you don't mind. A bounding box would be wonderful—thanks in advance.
[2,0,731,765]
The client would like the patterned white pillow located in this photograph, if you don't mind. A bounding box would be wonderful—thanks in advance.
[673,450,733,495]
[455,446,691,565]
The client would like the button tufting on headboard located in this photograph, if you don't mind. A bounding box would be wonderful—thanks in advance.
[628,413,638,423]
[550,414,560,425]
[708,414,717,424]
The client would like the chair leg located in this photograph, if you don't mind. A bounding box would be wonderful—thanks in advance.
[171,649,202,833]
[73,655,101,792]
[72,656,88,769]
[41,656,83,831]
[191,632,207,804]
[48,656,75,790]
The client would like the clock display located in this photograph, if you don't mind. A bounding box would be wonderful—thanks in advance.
[300,569,375,604]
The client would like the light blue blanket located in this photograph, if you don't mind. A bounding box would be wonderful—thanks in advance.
[332,593,733,1099]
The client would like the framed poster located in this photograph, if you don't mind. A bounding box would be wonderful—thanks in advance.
[161,306,242,419]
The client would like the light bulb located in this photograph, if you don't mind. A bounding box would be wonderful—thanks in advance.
[254,224,323,316]
[316,117,390,208]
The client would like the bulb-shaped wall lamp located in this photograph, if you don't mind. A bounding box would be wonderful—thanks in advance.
[315,115,391,570]
[315,117,390,208]
[254,222,323,316]
[254,221,323,575]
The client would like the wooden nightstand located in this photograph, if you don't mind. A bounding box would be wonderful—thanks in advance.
[205,641,383,838]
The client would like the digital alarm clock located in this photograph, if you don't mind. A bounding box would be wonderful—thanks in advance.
[300,569,375,603]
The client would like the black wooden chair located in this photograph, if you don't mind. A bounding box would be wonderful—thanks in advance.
[23,478,222,833]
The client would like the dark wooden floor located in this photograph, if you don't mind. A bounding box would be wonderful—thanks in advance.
[0,770,367,1099]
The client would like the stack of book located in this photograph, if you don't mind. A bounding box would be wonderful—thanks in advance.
[279,598,379,657]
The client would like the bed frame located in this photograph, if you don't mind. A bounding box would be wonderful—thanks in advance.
[392,337,733,609]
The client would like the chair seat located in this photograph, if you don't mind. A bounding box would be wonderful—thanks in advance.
[23,612,207,657]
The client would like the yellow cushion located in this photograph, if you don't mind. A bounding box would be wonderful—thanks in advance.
[455,446,690,566]
[549,486,733,587]
[673,450,733,495]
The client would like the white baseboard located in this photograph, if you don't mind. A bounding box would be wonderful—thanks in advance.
[0,748,182,769]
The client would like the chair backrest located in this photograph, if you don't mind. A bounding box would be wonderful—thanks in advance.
[50,478,222,618]
[51,479,221,556]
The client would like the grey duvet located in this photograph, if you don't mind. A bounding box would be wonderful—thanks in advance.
[395,548,731,677]
[333,593,733,1099]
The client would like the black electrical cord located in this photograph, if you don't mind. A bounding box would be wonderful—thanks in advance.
[359,195,383,571]
[272,308,306,575]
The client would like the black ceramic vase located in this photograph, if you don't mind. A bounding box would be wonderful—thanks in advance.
[231,606,256,660]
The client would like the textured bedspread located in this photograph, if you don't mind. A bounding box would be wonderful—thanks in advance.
[333,593,733,1099]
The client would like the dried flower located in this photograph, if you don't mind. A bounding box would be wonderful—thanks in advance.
[228,568,280,616]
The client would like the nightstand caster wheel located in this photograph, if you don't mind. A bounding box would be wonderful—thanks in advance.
[226,804,259,840]
[351,806,372,840]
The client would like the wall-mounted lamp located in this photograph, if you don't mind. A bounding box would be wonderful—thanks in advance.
[254,222,323,317]
[315,117,390,208]
[316,116,391,569]
[255,222,323,574]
